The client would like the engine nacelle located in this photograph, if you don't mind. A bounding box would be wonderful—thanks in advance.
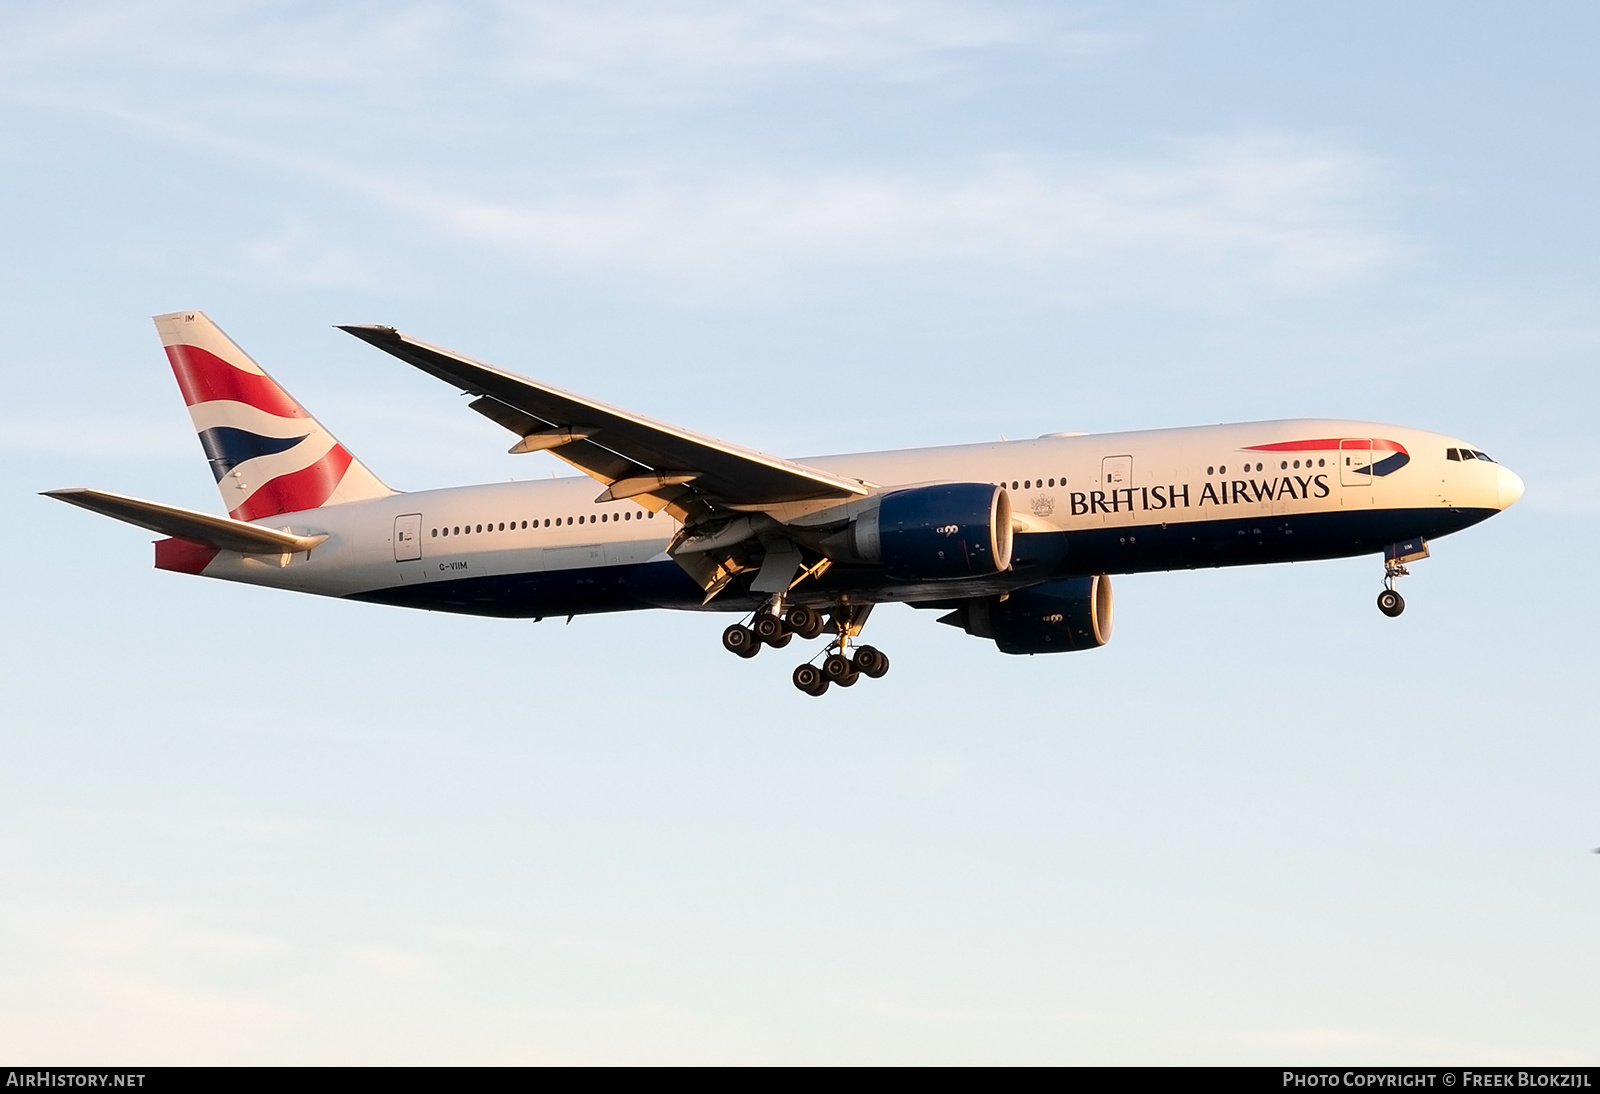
[941,574,1113,654]
[851,483,1013,580]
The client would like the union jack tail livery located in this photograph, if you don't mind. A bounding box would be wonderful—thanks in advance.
[154,311,391,520]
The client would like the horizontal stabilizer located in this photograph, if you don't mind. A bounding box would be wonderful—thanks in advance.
[43,488,327,554]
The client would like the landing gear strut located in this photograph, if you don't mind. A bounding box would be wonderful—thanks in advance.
[1376,538,1428,618]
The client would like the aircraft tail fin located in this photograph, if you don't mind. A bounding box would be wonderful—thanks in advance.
[154,311,392,520]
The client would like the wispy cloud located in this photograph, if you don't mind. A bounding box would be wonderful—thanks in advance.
[0,1,1119,101]
[0,418,189,458]
[60,103,1400,304]
[395,139,1396,299]
[0,4,1392,306]
[237,223,377,290]
[491,1,1123,92]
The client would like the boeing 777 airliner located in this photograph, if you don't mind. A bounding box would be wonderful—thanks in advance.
[47,312,1524,695]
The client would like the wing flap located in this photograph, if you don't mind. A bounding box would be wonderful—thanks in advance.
[340,325,868,507]
[43,488,327,554]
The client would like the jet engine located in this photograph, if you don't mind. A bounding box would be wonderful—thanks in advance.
[939,574,1113,654]
[847,483,1013,580]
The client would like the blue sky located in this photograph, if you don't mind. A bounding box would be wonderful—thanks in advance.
[1,1,1596,1064]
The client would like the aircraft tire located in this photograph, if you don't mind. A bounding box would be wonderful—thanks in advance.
[793,663,828,696]
[823,653,858,687]
[1377,590,1405,617]
[785,605,825,640]
[853,645,889,679]
[723,623,760,657]
[754,614,790,646]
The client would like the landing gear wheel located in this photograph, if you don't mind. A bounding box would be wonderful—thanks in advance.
[1377,589,1405,618]
[785,605,825,640]
[793,663,828,696]
[722,623,760,657]
[823,653,859,687]
[753,614,791,647]
[852,645,890,679]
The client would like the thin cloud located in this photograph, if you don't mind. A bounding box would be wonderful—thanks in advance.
[0,418,189,458]
[0,1,1122,101]
[492,0,1125,91]
[18,94,1401,307]
[387,138,1399,302]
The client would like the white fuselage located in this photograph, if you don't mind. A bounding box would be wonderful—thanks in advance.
[182,419,1521,617]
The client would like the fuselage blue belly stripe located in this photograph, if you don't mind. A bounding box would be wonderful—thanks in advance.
[345,505,1497,620]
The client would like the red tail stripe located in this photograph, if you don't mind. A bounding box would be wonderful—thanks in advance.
[1245,438,1407,454]
[166,344,309,419]
[230,445,355,521]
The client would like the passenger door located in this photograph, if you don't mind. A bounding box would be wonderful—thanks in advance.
[1340,439,1374,487]
[393,513,422,561]
[1101,455,1133,521]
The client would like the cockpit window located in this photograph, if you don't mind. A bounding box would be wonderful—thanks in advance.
[1447,448,1461,461]
[1460,449,1477,460]
[1472,450,1494,462]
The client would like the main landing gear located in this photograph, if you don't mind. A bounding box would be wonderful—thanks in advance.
[721,601,890,696]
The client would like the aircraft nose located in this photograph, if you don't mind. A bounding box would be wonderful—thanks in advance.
[1497,465,1525,509]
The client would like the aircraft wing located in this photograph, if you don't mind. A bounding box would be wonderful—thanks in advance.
[43,488,327,554]
[338,325,868,508]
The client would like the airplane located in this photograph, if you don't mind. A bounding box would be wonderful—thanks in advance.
[46,311,1525,696]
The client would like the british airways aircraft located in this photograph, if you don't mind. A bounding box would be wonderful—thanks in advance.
[48,312,1524,695]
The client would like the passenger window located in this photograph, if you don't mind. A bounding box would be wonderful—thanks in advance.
[431,528,437,537]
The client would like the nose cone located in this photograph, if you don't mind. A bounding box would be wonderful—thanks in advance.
[1497,465,1525,509]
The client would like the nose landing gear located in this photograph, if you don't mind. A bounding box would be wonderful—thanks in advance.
[1376,537,1428,618]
